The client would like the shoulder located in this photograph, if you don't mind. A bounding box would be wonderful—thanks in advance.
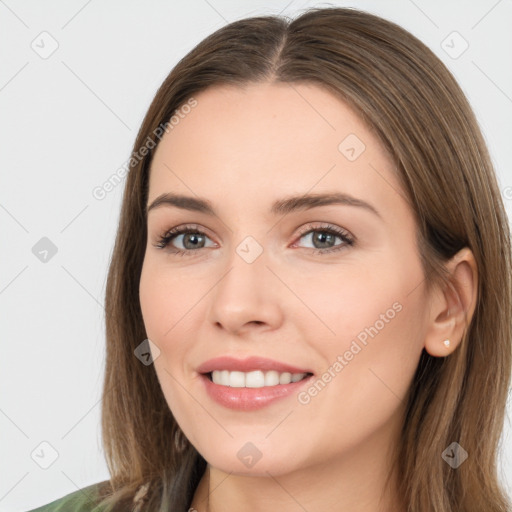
[25,481,111,512]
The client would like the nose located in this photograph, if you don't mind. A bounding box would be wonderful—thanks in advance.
[207,246,284,336]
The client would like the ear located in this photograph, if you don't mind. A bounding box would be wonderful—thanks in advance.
[424,247,478,357]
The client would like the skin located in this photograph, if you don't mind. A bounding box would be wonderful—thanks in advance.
[139,82,478,512]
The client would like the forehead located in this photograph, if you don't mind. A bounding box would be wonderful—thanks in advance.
[147,82,404,217]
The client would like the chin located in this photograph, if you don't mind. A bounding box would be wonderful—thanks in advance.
[193,436,310,477]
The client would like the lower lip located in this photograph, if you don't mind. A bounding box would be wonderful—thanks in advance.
[199,373,314,411]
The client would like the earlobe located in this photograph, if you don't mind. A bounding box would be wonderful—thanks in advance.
[423,247,478,357]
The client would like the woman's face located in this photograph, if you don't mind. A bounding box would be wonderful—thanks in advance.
[139,82,429,476]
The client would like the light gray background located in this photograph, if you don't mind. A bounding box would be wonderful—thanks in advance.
[1,1,511,510]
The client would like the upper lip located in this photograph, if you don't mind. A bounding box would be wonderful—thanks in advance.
[197,356,313,375]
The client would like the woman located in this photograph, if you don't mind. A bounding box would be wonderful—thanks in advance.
[28,6,511,512]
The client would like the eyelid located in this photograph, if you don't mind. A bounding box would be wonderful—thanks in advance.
[294,222,352,239]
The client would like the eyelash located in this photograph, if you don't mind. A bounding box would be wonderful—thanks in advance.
[153,223,355,257]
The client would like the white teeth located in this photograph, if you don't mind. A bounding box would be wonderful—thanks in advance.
[229,371,245,388]
[210,370,309,388]
[265,370,280,386]
[279,372,292,384]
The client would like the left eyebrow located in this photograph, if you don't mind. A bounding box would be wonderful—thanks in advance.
[146,192,382,219]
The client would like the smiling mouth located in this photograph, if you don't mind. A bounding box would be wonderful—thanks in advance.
[204,370,314,388]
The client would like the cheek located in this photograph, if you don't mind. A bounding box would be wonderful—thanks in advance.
[139,260,196,415]
[278,287,425,465]
[291,252,426,400]
[293,285,425,451]
[139,264,167,340]
[139,258,194,341]
[283,258,406,345]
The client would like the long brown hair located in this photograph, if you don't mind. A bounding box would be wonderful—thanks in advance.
[95,7,512,511]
